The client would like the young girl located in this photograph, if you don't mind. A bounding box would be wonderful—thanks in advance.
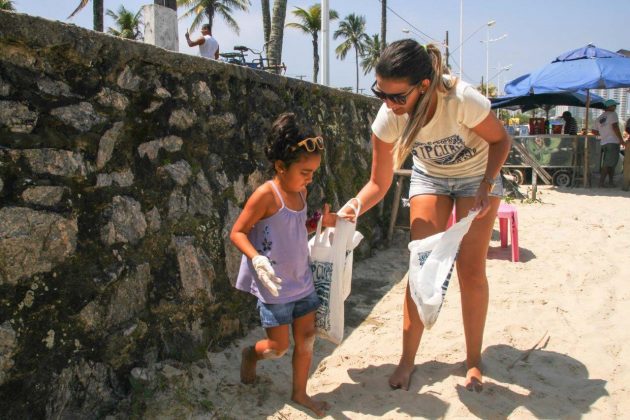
[230,113,333,417]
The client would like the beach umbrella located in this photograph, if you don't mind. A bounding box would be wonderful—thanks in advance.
[503,44,630,187]
[491,90,607,111]
[504,44,630,95]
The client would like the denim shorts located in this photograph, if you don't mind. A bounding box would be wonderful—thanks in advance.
[409,166,504,199]
[256,290,320,328]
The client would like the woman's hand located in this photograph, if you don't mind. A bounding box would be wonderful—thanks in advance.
[337,198,361,223]
[472,185,492,218]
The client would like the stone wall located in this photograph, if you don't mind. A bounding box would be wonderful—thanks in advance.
[0,11,384,418]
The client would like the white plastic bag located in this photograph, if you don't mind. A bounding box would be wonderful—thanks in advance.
[408,209,480,330]
[309,201,363,344]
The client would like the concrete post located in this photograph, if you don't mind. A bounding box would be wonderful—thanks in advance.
[143,4,178,52]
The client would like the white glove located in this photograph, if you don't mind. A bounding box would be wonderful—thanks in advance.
[252,255,282,297]
[337,197,362,222]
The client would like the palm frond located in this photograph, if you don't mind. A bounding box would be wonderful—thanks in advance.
[67,0,90,19]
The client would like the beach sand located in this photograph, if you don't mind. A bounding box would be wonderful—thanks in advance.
[196,186,630,419]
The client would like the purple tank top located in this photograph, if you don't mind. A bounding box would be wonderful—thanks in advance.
[235,181,314,304]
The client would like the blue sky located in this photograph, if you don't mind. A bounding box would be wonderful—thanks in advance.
[10,0,630,94]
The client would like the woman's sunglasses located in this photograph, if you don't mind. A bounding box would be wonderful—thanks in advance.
[290,136,324,152]
[371,81,418,105]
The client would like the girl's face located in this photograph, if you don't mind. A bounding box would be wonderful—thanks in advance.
[374,75,429,115]
[276,153,321,192]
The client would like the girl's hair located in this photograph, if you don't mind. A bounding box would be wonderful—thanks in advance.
[375,39,455,168]
[265,112,319,170]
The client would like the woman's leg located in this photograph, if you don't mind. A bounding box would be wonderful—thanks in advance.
[240,325,290,384]
[389,194,454,390]
[454,196,501,391]
[291,311,329,416]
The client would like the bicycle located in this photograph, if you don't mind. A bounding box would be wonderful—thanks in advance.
[219,45,286,75]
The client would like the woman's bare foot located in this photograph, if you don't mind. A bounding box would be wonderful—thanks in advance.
[240,346,257,384]
[388,363,416,390]
[465,366,483,392]
[291,393,330,418]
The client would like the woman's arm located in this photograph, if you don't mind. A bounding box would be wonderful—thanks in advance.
[470,111,512,217]
[352,134,396,217]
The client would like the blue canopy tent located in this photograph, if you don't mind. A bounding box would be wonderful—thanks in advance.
[491,90,607,112]
[503,44,630,186]
[505,44,630,94]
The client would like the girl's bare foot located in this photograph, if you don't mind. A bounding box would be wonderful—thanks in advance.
[388,363,416,390]
[465,366,483,392]
[240,346,257,384]
[291,393,330,418]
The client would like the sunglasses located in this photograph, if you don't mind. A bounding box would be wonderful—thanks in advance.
[371,81,418,105]
[290,136,324,152]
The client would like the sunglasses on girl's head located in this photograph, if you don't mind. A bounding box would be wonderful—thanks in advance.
[290,136,324,152]
[371,81,417,105]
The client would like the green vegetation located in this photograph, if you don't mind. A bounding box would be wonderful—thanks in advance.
[334,13,369,93]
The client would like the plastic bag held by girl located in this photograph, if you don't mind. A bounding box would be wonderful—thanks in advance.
[408,209,480,329]
[309,200,363,344]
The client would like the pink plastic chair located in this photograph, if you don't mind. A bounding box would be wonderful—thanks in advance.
[447,203,519,262]
[497,203,519,262]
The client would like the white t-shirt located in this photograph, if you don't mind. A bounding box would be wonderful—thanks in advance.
[371,77,491,177]
[199,35,219,59]
[595,110,620,145]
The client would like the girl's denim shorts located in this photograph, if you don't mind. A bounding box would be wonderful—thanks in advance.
[256,289,320,328]
[409,166,504,200]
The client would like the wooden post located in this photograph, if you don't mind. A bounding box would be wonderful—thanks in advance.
[583,90,591,187]
[531,170,538,200]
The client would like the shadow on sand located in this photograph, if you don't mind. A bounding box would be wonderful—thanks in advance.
[312,344,607,419]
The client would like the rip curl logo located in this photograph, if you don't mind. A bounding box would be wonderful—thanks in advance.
[411,135,476,165]
[599,115,607,125]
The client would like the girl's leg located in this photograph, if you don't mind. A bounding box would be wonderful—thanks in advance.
[291,311,329,416]
[389,194,454,390]
[240,325,290,384]
[454,196,501,391]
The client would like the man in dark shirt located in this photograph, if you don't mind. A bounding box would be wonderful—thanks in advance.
[561,111,578,135]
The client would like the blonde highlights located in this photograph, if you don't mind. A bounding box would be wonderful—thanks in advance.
[395,44,454,168]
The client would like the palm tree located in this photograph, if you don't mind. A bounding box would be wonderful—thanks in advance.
[68,0,104,32]
[0,0,16,11]
[334,13,369,93]
[361,34,381,76]
[266,0,287,74]
[285,4,338,83]
[106,5,143,40]
[261,0,271,46]
[380,0,387,50]
[177,0,250,35]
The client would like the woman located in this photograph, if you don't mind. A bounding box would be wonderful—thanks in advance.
[340,40,511,391]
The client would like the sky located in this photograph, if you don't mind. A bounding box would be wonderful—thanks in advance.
[9,0,630,96]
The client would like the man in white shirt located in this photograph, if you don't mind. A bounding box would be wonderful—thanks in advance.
[593,99,626,187]
[185,24,219,60]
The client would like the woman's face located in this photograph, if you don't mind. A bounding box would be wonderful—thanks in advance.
[374,75,429,115]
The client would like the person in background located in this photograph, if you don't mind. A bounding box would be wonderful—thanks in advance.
[185,24,219,60]
[561,111,578,135]
[592,99,626,187]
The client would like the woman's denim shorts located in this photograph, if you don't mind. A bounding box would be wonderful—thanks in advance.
[409,166,504,200]
[256,289,320,328]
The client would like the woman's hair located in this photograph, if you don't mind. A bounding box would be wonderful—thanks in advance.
[375,39,455,168]
[265,112,319,170]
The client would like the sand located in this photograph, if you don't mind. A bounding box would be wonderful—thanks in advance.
[200,185,630,419]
